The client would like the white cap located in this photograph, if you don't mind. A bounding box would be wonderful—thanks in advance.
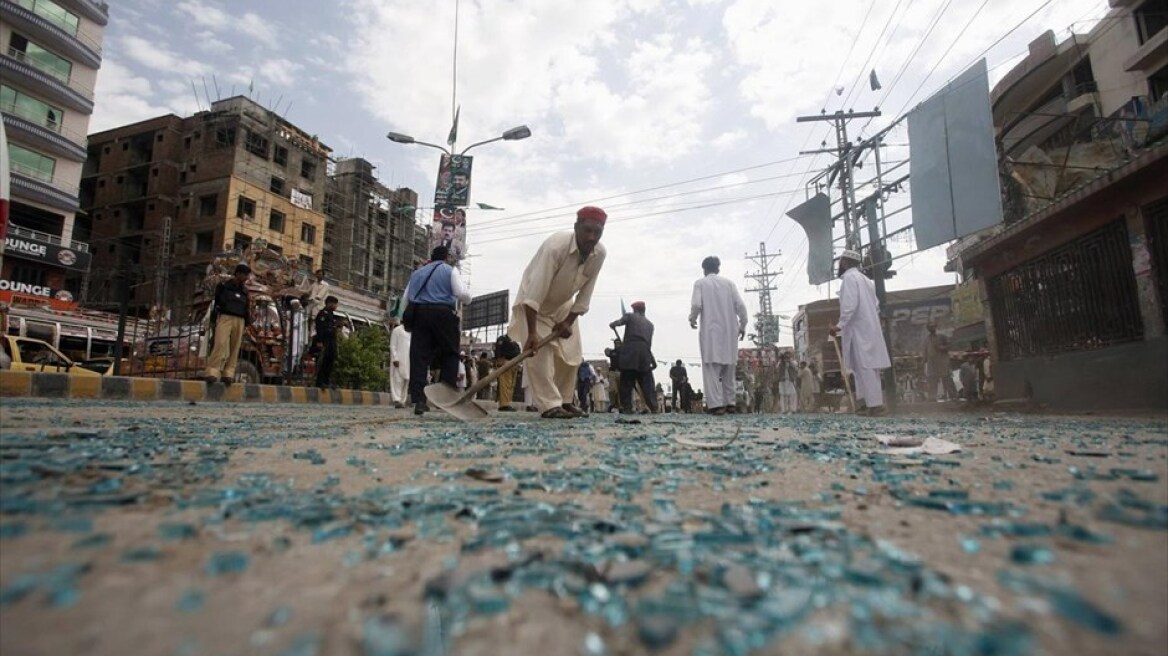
[840,249,862,262]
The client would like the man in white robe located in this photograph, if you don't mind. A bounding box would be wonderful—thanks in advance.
[689,256,749,416]
[508,206,608,419]
[829,250,892,416]
[388,321,410,408]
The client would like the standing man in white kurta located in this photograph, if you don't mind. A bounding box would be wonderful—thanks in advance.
[508,206,608,419]
[689,256,749,416]
[829,249,892,416]
[388,321,411,408]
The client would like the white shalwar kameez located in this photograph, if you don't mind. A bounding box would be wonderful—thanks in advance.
[507,232,606,413]
[837,267,892,408]
[689,273,749,410]
[388,324,411,406]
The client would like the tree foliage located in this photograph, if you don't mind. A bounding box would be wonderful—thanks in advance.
[333,327,389,391]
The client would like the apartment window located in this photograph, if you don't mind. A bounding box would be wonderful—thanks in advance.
[245,130,269,158]
[7,34,72,83]
[8,143,55,182]
[300,159,316,180]
[1151,64,1168,103]
[0,85,63,132]
[273,145,288,166]
[232,232,252,251]
[198,194,217,216]
[194,231,214,254]
[269,176,285,194]
[298,255,313,269]
[300,222,316,244]
[215,126,236,147]
[237,196,257,220]
[16,0,80,35]
[269,244,283,254]
[184,136,192,149]
[1136,0,1168,44]
[269,209,286,233]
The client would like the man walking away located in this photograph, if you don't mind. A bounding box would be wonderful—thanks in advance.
[689,256,748,416]
[777,353,799,414]
[610,301,658,415]
[389,320,410,408]
[204,264,252,385]
[405,245,472,415]
[494,334,522,411]
[798,361,819,413]
[923,322,958,402]
[577,361,596,414]
[829,250,892,416]
[508,206,608,419]
[314,295,339,389]
[669,359,687,412]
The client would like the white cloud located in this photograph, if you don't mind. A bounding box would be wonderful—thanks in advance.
[120,36,208,77]
[174,0,278,48]
[89,60,173,132]
[258,59,303,87]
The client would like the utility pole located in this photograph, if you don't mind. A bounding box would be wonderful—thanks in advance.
[744,241,781,346]
[796,110,881,249]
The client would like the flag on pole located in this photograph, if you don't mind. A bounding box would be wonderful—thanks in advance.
[475,202,503,210]
[447,106,460,147]
[869,69,882,91]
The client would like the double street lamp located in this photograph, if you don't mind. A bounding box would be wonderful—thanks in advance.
[386,124,531,156]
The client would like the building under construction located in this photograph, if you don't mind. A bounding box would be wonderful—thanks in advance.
[323,158,418,307]
[79,96,423,321]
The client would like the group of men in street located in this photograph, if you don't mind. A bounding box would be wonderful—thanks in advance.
[203,204,897,420]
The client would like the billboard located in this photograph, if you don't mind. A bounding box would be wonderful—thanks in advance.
[433,154,473,207]
[463,290,510,330]
[908,59,1003,250]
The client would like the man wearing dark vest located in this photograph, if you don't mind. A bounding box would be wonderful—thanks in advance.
[204,264,251,385]
[404,246,472,415]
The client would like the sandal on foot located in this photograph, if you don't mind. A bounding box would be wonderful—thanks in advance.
[540,406,574,419]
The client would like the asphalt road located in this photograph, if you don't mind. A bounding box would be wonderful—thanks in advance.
[1,399,1165,656]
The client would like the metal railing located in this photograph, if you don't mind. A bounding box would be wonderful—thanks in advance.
[9,161,80,195]
[7,224,90,253]
[988,219,1144,360]
[4,46,93,97]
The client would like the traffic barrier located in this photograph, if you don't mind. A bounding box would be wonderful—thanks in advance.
[0,370,394,405]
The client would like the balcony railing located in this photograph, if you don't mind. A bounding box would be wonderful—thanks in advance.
[5,46,93,97]
[5,1,103,64]
[7,223,90,253]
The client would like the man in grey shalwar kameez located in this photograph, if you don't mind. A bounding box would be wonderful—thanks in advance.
[610,301,657,414]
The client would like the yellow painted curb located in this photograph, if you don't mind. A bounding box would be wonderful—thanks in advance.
[261,386,277,403]
[70,376,102,400]
[0,371,33,397]
[131,378,160,400]
[291,387,307,403]
[181,380,206,401]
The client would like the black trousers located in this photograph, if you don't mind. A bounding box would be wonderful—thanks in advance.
[619,369,657,413]
[408,304,461,403]
[315,339,336,388]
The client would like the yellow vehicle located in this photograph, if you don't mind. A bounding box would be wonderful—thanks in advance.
[0,335,102,376]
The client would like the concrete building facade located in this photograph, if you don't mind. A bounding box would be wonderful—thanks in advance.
[0,0,108,304]
[81,96,332,313]
[951,0,1168,410]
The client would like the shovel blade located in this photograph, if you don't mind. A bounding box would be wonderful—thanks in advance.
[424,382,490,421]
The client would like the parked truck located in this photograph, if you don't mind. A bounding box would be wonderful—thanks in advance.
[137,243,320,384]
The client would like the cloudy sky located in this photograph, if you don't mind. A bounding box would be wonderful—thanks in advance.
[92,0,1109,368]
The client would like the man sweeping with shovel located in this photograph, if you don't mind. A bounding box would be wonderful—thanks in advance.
[506,206,609,418]
[423,206,607,421]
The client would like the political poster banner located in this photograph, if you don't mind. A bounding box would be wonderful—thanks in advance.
[430,205,467,262]
[433,154,473,206]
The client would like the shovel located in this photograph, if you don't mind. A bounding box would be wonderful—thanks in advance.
[425,332,560,421]
[832,333,857,413]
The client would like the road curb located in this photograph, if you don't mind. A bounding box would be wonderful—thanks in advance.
[0,370,394,405]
